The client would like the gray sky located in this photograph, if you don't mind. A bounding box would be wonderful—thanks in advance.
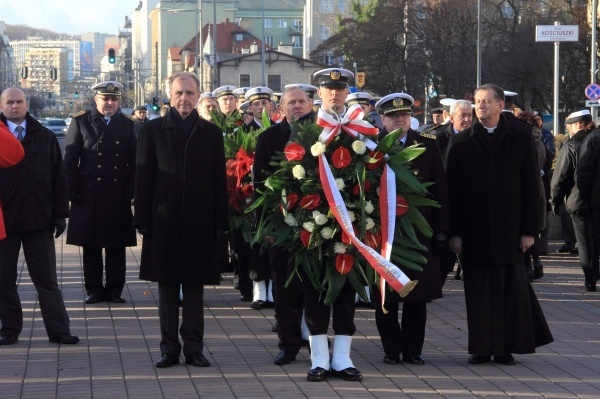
[1,0,140,36]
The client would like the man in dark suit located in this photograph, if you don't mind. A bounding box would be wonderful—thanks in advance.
[373,92,450,366]
[253,86,314,366]
[0,88,79,345]
[446,83,553,365]
[64,81,137,304]
[134,72,228,368]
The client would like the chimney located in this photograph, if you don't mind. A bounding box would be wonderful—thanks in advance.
[250,42,258,53]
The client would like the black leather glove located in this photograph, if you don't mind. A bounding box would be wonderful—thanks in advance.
[54,217,66,238]
[137,224,151,237]
[125,187,134,201]
[69,191,82,204]
[552,203,561,216]
[432,232,449,255]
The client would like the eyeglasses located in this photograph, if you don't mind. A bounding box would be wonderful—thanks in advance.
[99,96,119,102]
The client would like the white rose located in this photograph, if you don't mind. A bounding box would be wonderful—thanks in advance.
[302,221,316,233]
[312,211,328,225]
[348,211,356,222]
[335,178,346,190]
[310,142,326,156]
[351,140,367,155]
[334,242,347,254]
[292,165,305,180]
[364,201,374,214]
[320,227,334,239]
[284,214,298,226]
[365,217,375,230]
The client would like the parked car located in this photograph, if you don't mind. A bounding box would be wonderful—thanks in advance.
[45,118,68,137]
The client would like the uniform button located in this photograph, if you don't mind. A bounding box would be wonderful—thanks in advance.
[114,179,118,182]
[97,177,101,181]
[116,154,119,157]
[98,153,102,156]
[116,141,120,145]
[99,140,102,144]
[98,165,101,168]
[114,166,118,169]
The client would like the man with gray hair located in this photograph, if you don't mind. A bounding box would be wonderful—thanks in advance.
[134,71,228,368]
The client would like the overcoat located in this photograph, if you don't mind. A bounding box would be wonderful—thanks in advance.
[446,115,540,265]
[64,108,137,247]
[379,128,450,302]
[134,109,228,285]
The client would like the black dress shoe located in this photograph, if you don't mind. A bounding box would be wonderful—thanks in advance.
[250,300,266,309]
[468,354,491,364]
[271,322,278,332]
[185,352,210,367]
[383,354,400,364]
[585,282,597,292]
[240,294,252,302]
[274,350,297,365]
[307,367,329,382]
[49,333,80,344]
[403,354,425,365]
[494,354,516,365]
[85,293,103,304]
[556,246,575,254]
[301,339,309,346]
[330,367,363,381]
[0,335,18,345]
[264,301,274,308]
[156,353,180,368]
[106,294,126,303]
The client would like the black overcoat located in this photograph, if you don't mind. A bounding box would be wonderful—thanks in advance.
[379,128,450,302]
[134,109,228,285]
[64,108,137,247]
[446,115,539,265]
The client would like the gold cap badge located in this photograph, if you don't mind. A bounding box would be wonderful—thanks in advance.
[330,70,341,80]
[393,97,404,107]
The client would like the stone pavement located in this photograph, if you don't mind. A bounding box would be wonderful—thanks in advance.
[1,237,600,399]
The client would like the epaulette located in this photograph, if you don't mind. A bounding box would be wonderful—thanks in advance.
[72,110,87,118]
[420,132,436,140]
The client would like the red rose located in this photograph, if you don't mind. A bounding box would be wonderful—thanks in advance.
[366,150,384,170]
[396,195,410,216]
[365,230,381,249]
[284,143,306,161]
[335,254,354,275]
[280,193,299,212]
[299,193,321,210]
[300,229,312,247]
[241,183,254,198]
[352,179,371,196]
[332,147,352,169]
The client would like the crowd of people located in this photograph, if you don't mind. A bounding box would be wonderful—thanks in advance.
[1,69,599,384]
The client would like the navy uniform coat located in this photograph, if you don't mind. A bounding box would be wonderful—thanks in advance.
[378,128,450,302]
[134,109,228,285]
[64,108,137,247]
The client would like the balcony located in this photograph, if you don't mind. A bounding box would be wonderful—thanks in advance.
[289,26,303,35]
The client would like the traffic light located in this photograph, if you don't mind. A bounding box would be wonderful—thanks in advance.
[74,91,79,98]
[21,66,28,79]
[50,67,57,81]
[108,48,116,64]
[152,97,159,111]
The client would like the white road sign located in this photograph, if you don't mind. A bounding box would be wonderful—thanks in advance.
[585,100,600,107]
[536,25,579,42]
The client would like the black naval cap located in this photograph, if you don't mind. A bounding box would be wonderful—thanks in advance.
[430,107,442,114]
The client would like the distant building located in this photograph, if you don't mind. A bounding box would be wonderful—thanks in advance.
[0,21,17,91]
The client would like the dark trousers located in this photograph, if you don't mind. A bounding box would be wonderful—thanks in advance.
[372,287,427,357]
[158,282,205,356]
[300,267,356,336]
[82,246,126,296]
[571,213,599,283]
[270,246,303,353]
[561,204,577,249]
[230,230,252,297]
[439,246,457,286]
[0,230,71,338]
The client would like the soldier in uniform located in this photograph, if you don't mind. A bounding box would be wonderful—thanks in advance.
[244,87,275,131]
[233,87,251,110]
[213,85,238,117]
[64,81,137,304]
[374,93,449,366]
[430,107,444,126]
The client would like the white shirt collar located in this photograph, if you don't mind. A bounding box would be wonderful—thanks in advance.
[5,119,26,138]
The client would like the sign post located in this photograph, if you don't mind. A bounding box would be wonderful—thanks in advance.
[536,23,579,135]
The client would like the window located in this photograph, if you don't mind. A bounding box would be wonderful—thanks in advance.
[264,35,274,47]
[322,51,334,65]
[292,36,302,48]
[240,74,250,87]
[292,19,302,28]
[319,25,330,40]
[264,19,272,28]
[268,74,282,92]
[235,33,244,41]
[320,0,334,13]
[277,19,287,28]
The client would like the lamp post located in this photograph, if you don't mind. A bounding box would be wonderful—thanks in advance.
[476,0,481,88]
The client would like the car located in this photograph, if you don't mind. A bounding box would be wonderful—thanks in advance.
[45,118,68,137]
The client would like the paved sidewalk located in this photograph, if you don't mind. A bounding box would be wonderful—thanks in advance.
[1,237,599,399]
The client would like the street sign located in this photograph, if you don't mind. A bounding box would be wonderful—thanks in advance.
[536,25,579,42]
[585,100,600,107]
[356,72,365,88]
[585,83,600,100]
